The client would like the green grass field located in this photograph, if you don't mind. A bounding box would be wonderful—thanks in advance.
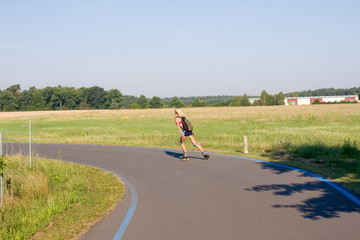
[0,104,359,232]
[1,105,359,155]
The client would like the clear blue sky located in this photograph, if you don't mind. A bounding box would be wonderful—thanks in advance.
[1,0,359,97]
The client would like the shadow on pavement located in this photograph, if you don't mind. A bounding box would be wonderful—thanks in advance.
[258,161,310,177]
[164,151,204,160]
[244,162,360,220]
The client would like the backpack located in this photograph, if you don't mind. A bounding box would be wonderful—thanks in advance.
[181,117,193,132]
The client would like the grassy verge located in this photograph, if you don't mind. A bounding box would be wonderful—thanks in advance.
[0,155,124,240]
[0,104,359,195]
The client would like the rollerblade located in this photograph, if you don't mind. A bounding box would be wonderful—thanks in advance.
[181,152,189,161]
[202,152,210,160]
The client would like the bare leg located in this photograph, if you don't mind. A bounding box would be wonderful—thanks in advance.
[188,135,204,152]
[189,135,209,159]
[180,136,189,161]
[180,136,187,152]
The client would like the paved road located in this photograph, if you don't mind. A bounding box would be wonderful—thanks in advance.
[4,143,360,240]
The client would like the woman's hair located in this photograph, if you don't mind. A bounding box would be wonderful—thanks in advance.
[175,109,184,117]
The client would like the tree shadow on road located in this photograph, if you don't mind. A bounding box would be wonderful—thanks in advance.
[244,162,360,220]
[258,161,311,178]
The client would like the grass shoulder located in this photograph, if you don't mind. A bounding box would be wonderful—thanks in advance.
[0,155,124,240]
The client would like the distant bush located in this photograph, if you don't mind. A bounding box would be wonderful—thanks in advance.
[128,103,141,109]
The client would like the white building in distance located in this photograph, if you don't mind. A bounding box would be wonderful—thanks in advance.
[285,95,359,105]
[249,95,359,106]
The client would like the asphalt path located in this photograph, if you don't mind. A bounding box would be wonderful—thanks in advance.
[4,143,360,240]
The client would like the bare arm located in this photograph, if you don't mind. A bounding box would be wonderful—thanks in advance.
[174,118,183,133]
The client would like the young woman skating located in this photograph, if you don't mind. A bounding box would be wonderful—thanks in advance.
[174,109,210,161]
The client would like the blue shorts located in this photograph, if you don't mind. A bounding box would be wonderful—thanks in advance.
[184,131,193,136]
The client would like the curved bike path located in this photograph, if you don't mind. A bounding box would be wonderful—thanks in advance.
[4,143,360,240]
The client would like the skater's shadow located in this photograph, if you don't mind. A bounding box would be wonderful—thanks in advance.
[164,151,204,160]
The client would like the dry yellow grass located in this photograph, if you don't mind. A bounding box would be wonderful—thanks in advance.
[0,110,114,121]
[1,104,358,121]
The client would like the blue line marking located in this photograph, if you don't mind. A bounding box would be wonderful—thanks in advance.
[67,162,138,240]
[112,171,137,240]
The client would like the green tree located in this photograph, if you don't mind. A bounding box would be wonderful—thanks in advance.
[109,99,120,109]
[136,95,149,109]
[260,90,268,106]
[18,87,45,111]
[0,91,17,111]
[78,87,91,109]
[47,86,79,110]
[191,98,206,107]
[265,94,274,106]
[241,94,251,106]
[106,89,124,109]
[231,96,242,106]
[87,86,107,109]
[18,90,31,110]
[291,92,299,97]
[6,84,21,98]
[3,84,22,110]
[42,87,55,109]
[275,92,285,105]
[124,95,138,107]
[169,97,185,108]
[62,87,80,110]
[149,96,164,109]
[50,87,68,110]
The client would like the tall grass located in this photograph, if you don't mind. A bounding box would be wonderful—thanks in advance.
[0,155,124,240]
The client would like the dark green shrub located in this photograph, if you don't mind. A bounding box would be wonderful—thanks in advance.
[341,139,359,157]
[294,142,331,159]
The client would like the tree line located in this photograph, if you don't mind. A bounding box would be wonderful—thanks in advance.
[286,87,360,97]
[0,85,125,111]
[0,84,358,112]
